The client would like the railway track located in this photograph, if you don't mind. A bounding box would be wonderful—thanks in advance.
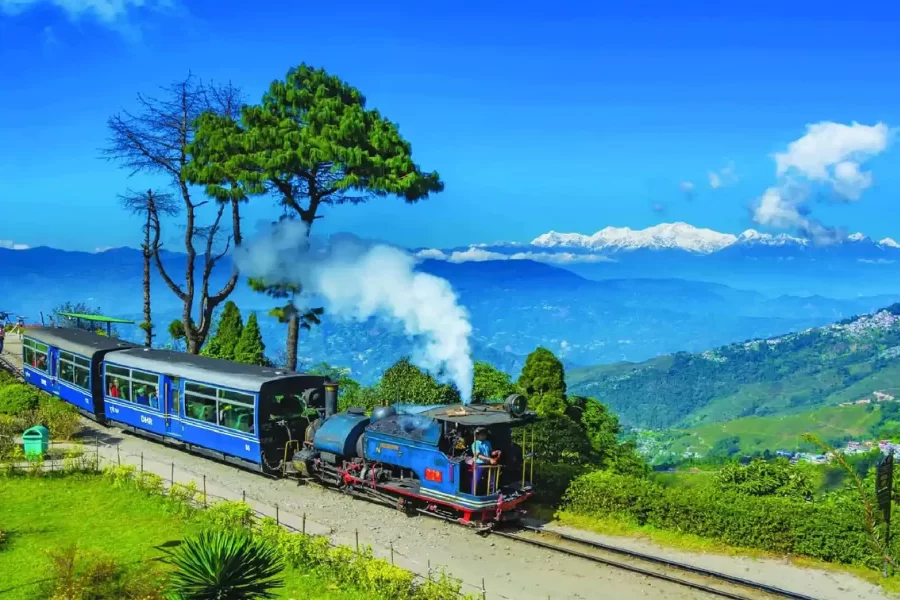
[493,525,821,600]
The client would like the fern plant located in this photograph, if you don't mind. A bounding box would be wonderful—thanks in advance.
[165,529,285,600]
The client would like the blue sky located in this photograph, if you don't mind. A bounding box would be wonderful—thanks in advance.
[2,0,900,252]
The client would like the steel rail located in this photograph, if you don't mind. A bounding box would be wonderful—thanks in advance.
[493,525,821,600]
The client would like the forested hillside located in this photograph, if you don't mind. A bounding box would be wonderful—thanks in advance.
[568,304,900,429]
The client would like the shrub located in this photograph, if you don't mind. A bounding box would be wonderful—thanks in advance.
[0,384,40,415]
[198,501,255,531]
[0,414,26,457]
[715,458,813,500]
[41,544,166,600]
[560,469,883,568]
[165,529,285,600]
[36,397,81,440]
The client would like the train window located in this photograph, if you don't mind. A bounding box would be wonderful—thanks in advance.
[218,389,254,405]
[131,369,160,409]
[218,399,255,434]
[58,351,91,391]
[105,365,132,401]
[185,392,217,424]
[186,382,218,398]
[270,394,304,420]
[23,338,48,373]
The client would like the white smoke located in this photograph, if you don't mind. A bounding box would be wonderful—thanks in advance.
[233,220,474,403]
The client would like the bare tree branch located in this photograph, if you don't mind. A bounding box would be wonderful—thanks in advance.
[104,75,246,353]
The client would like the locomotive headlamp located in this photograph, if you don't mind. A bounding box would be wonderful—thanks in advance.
[504,393,527,417]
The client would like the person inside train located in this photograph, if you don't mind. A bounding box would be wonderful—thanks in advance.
[108,379,121,398]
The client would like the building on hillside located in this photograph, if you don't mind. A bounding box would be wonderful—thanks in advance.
[874,391,895,402]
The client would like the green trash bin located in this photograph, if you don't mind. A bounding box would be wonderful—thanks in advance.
[22,425,49,458]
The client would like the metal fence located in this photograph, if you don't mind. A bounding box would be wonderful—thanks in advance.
[2,437,520,600]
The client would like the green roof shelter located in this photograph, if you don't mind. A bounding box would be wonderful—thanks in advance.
[55,312,135,337]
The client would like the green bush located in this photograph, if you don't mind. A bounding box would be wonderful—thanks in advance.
[36,397,81,440]
[165,529,285,600]
[531,461,588,505]
[0,384,40,415]
[560,470,885,567]
[41,545,166,600]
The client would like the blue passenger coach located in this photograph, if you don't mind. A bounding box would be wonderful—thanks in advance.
[22,327,137,421]
[100,348,327,472]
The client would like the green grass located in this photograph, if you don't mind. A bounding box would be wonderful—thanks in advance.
[662,403,882,456]
[0,476,378,600]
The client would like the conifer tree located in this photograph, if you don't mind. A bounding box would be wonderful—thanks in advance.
[188,63,443,370]
[204,301,244,360]
[518,347,568,415]
[234,312,266,366]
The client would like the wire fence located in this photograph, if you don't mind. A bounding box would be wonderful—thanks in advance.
[3,437,522,600]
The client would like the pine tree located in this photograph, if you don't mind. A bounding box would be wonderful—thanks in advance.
[205,301,244,360]
[234,312,266,366]
[518,347,568,415]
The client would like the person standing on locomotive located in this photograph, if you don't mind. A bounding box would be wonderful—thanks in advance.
[472,427,502,494]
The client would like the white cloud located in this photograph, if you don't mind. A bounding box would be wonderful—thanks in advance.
[414,248,448,260]
[415,247,615,265]
[93,246,114,253]
[773,121,889,199]
[0,239,29,250]
[679,181,695,194]
[753,121,892,241]
[708,162,738,189]
[754,185,807,230]
[0,0,173,35]
[448,248,507,263]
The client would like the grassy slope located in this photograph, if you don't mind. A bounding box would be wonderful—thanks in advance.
[567,307,900,430]
[662,404,883,456]
[0,476,373,600]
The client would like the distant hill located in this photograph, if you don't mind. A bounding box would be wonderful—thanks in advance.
[568,304,900,430]
[640,403,886,464]
[3,245,900,383]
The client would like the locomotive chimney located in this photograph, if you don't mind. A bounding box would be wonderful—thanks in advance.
[324,381,339,418]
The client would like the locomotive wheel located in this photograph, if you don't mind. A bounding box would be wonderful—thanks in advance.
[397,497,416,517]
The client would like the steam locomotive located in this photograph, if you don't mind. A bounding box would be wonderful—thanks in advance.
[19,326,537,528]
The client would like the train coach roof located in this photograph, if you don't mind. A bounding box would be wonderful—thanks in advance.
[106,348,322,392]
[25,326,138,357]
[416,403,537,427]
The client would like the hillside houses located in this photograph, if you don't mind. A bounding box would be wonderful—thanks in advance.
[838,390,896,407]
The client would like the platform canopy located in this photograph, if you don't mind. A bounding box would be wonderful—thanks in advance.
[55,312,135,336]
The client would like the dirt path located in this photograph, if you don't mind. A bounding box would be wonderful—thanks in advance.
[533,521,894,600]
[72,422,718,600]
[0,335,23,372]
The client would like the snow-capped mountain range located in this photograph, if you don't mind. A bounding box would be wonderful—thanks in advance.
[414,222,900,264]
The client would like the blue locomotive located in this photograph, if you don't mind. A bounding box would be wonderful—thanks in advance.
[289,384,537,528]
[18,326,538,527]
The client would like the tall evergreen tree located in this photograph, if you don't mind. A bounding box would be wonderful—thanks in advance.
[204,301,244,360]
[234,312,266,366]
[188,63,444,370]
[518,347,567,415]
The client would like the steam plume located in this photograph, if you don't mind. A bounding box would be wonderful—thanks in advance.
[233,220,474,403]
